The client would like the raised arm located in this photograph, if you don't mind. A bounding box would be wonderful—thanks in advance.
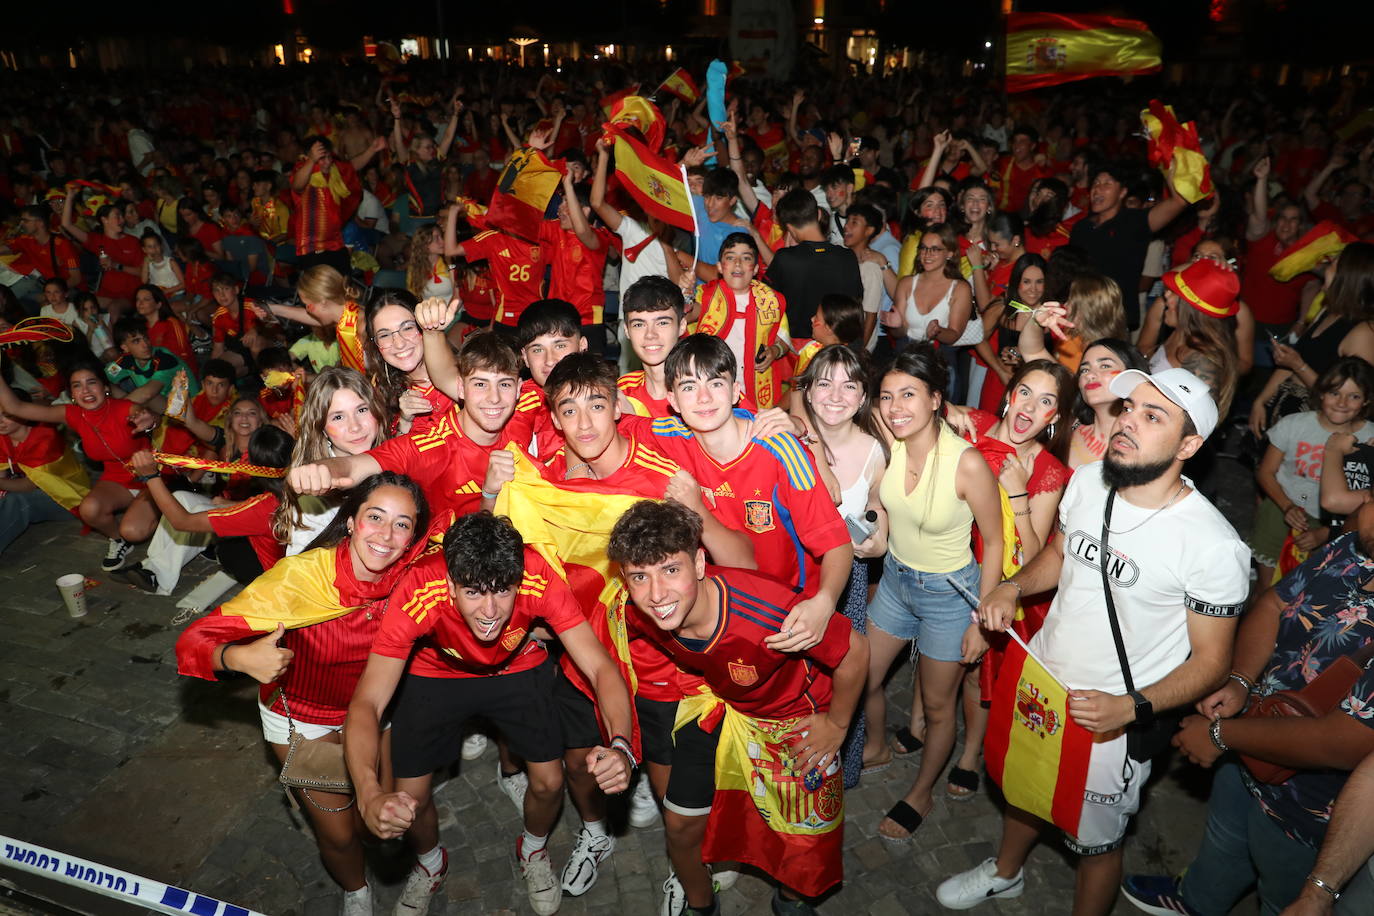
[560,171,601,250]
[0,366,66,424]
[414,296,463,402]
[436,94,462,160]
[1148,167,1191,233]
[721,110,759,214]
[1247,156,1273,242]
[590,138,623,231]
[441,203,466,259]
[60,192,89,246]
[917,130,950,190]
[1304,152,1347,212]
[389,99,409,165]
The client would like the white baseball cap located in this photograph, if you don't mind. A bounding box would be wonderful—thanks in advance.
[1108,367,1218,441]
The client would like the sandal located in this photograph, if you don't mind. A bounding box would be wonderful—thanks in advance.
[860,749,893,775]
[889,726,924,756]
[946,766,980,801]
[878,799,925,843]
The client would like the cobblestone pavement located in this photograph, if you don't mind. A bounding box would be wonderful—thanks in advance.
[0,459,1259,916]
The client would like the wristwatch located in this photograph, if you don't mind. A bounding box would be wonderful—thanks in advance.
[1128,690,1154,727]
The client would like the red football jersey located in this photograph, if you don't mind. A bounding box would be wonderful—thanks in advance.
[544,430,684,701]
[462,230,546,327]
[640,417,850,598]
[64,398,149,487]
[632,565,852,719]
[207,491,286,571]
[539,221,612,325]
[504,378,563,460]
[617,371,672,419]
[373,548,582,679]
[211,302,260,344]
[368,411,502,523]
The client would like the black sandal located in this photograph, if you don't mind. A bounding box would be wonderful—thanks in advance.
[888,726,924,756]
[879,799,925,843]
[946,766,980,800]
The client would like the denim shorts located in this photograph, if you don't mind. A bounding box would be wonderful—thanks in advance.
[866,553,980,662]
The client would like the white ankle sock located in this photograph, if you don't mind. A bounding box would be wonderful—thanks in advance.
[582,819,608,838]
[520,830,548,858]
[416,845,444,874]
[343,885,371,904]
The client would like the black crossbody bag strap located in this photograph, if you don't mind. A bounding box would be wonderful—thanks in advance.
[1099,487,1136,693]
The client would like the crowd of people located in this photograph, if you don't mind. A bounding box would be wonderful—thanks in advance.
[4,57,1374,916]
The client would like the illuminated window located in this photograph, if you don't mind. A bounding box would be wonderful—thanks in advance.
[703,0,717,15]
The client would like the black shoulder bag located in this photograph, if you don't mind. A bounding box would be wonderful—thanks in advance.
[1100,487,1183,762]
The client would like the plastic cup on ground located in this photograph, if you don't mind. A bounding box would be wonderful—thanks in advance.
[56,574,87,618]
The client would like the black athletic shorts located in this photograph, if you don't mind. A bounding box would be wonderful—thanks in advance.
[663,716,722,816]
[390,658,562,778]
[554,667,603,750]
[636,696,679,767]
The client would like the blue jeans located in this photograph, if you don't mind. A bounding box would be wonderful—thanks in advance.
[0,488,72,555]
[1179,763,1318,916]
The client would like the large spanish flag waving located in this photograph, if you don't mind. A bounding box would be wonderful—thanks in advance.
[486,146,566,242]
[1005,13,1162,93]
[605,95,667,155]
[606,124,697,232]
[983,631,1092,837]
[1270,220,1358,282]
[1141,100,1213,204]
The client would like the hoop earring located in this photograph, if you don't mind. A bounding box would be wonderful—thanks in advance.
[1048,422,1056,439]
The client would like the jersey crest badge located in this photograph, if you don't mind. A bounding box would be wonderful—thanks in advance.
[500,626,527,652]
[744,499,775,533]
[728,660,758,686]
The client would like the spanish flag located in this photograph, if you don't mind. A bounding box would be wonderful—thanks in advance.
[656,68,701,106]
[725,61,747,84]
[983,631,1091,837]
[606,124,697,233]
[1004,13,1162,93]
[1140,100,1213,204]
[599,84,643,118]
[605,95,667,155]
[485,146,567,243]
[1270,220,1358,282]
[494,448,646,752]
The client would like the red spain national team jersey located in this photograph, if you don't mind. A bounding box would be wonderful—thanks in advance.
[64,398,149,487]
[632,565,852,719]
[398,383,456,437]
[211,302,260,344]
[543,430,684,702]
[462,230,546,326]
[0,422,65,469]
[636,416,850,598]
[617,371,673,419]
[207,491,285,572]
[504,378,563,460]
[373,547,582,679]
[368,411,509,524]
[538,221,613,325]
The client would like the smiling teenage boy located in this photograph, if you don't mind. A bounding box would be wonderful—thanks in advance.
[693,232,791,410]
[346,511,634,916]
[642,334,853,654]
[609,499,868,916]
[618,275,687,419]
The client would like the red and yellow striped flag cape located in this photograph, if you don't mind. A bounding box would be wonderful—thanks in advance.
[983,631,1091,836]
[676,689,845,897]
[494,448,645,745]
[486,146,566,243]
[1270,220,1358,282]
[606,124,696,233]
[153,452,287,478]
[1005,12,1161,93]
[2,426,90,513]
[656,68,701,105]
[1141,100,1213,204]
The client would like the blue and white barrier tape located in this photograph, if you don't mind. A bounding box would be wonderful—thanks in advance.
[1,835,268,916]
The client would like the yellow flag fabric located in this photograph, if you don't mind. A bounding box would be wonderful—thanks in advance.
[607,125,696,232]
[218,546,358,631]
[1140,100,1214,205]
[1005,13,1161,93]
[1270,221,1358,283]
[24,451,91,512]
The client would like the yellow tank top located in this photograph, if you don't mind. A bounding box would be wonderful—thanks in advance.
[879,423,974,573]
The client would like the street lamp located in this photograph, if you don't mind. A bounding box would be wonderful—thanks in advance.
[511,37,538,67]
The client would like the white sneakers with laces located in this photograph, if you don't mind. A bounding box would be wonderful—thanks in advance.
[393,848,447,916]
[560,826,615,895]
[460,733,488,761]
[628,776,661,828]
[935,857,1025,910]
[517,838,562,916]
[497,761,528,814]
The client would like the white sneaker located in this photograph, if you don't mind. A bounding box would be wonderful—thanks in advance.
[103,537,132,571]
[517,839,562,916]
[393,848,447,916]
[340,887,373,916]
[560,826,615,896]
[711,868,739,892]
[935,857,1025,910]
[461,733,488,761]
[660,872,686,916]
[497,762,528,814]
[628,775,660,827]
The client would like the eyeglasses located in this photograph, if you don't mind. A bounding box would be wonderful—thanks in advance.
[918,245,947,254]
[373,320,421,348]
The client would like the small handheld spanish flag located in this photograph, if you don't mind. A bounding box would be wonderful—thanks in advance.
[1270,220,1358,282]
[605,124,696,233]
[655,68,701,106]
[1140,100,1213,204]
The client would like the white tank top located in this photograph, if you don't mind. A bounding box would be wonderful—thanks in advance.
[146,257,178,288]
[837,439,884,520]
[904,278,958,341]
[1148,345,1175,374]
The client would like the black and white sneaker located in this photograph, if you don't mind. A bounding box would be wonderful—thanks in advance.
[117,565,159,595]
[102,538,133,572]
[935,858,1025,909]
